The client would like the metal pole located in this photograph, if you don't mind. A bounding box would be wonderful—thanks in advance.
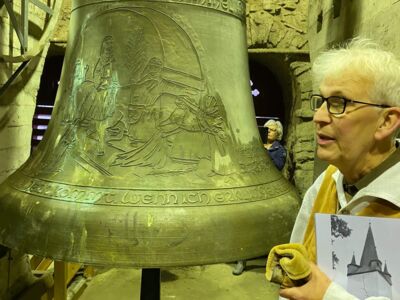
[140,268,160,300]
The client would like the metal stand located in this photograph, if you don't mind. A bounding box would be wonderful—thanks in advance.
[140,268,160,300]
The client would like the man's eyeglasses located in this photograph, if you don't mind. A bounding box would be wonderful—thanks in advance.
[310,94,390,115]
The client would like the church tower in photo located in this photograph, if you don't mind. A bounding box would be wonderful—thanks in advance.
[347,224,392,298]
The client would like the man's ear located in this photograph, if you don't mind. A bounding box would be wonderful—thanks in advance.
[375,107,400,141]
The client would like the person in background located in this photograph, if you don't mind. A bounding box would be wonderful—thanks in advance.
[233,119,287,276]
[267,37,400,300]
[264,119,286,171]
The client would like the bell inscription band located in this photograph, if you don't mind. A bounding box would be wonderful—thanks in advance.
[0,0,300,266]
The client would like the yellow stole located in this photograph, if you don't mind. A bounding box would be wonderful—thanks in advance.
[303,165,400,263]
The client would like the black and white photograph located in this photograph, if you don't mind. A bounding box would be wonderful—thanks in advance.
[315,213,400,300]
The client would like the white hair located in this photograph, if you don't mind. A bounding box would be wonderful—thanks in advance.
[312,37,400,107]
[263,119,283,141]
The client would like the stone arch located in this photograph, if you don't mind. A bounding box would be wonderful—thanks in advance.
[249,51,314,196]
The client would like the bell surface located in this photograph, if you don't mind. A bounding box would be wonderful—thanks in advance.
[0,0,300,267]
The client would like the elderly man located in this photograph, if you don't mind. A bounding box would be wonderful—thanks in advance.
[270,38,400,300]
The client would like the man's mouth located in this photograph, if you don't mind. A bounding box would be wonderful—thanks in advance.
[317,132,335,144]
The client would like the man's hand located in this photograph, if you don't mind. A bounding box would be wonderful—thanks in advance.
[279,262,331,300]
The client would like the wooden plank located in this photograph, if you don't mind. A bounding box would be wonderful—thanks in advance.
[30,256,44,269]
[37,258,53,271]
[66,262,82,285]
[30,256,53,271]
[53,261,83,300]
[54,261,67,300]
[83,266,95,278]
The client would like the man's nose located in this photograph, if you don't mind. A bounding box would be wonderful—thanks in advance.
[313,101,331,124]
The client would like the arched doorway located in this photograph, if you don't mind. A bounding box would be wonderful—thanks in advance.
[249,59,285,144]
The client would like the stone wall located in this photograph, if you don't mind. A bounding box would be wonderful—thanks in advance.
[0,3,49,183]
[53,0,71,41]
[308,0,400,61]
[246,0,314,197]
[0,2,55,298]
[247,0,308,50]
[285,62,314,196]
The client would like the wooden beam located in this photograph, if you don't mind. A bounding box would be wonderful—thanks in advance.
[54,261,83,300]
[54,261,68,300]
[31,256,53,271]
[83,266,95,278]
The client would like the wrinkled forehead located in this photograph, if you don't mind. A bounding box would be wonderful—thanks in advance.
[319,68,374,98]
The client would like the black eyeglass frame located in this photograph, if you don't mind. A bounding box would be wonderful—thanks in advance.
[310,94,391,115]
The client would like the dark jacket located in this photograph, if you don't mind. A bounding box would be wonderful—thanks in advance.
[267,141,286,171]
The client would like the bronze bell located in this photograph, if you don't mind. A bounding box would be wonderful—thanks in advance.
[0,0,300,267]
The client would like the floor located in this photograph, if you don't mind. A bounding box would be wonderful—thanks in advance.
[78,257,280,300]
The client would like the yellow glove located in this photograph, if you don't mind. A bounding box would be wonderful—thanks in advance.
[265,243,311,288]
